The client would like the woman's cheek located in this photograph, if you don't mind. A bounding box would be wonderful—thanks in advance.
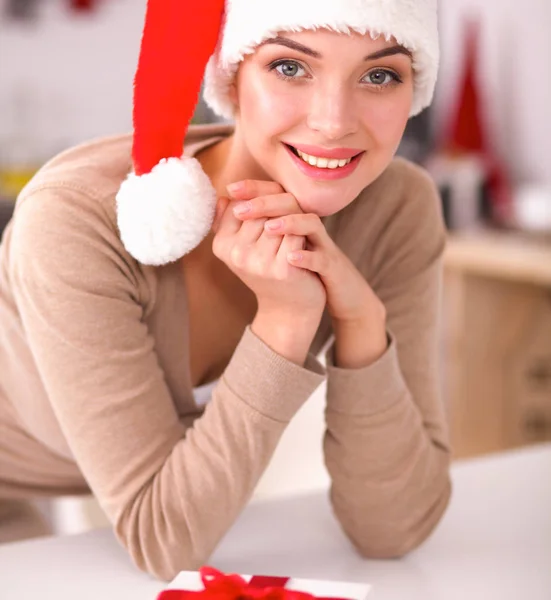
[243,76,306,130]
[366,95,411,150]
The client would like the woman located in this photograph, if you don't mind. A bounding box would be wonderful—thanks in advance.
[0,0,451,581]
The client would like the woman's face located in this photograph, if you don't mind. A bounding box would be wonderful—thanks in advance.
[231,28,414,216]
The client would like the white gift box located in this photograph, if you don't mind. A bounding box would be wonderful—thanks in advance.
[159,568,371,600]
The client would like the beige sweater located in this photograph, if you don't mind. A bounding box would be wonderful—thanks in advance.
[0,124,451,580]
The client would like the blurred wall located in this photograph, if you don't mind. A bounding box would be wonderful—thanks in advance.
[433,0,551,185]
[1,0,550,185]
[0,0,145,161]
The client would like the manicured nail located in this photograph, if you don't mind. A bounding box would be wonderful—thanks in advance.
[265,219,282,231]
[233,202,251,216]
[227,182,244,195]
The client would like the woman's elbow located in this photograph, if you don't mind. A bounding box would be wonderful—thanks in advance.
[114,496,203,582]
[345,477,452,560]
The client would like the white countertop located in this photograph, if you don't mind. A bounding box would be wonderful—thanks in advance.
[1,444,550,600]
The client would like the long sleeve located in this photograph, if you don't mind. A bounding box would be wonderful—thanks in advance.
[323,165,451,558]
[8,187,324,580]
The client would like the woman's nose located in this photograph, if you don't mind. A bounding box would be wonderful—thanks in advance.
[306,85,359,141]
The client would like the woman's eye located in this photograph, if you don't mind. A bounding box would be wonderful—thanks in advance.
[363,69,400,86]
[273,61,306,79]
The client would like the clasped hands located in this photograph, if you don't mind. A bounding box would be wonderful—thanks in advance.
[212,180,386,334]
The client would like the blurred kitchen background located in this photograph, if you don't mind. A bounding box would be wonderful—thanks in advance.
[1,0,550,536]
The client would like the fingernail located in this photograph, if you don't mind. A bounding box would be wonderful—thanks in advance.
[265,219,282,231]
[227,182,244,195]
[288,251,302,262]
[233,201,251,216]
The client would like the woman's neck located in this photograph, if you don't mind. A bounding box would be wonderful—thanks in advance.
[197,129,270,198]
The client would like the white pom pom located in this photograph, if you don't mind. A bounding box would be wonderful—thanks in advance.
[116,157,216,265]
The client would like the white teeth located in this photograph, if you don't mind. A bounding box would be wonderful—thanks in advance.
[296,148,353,169]
[317,157,329,168]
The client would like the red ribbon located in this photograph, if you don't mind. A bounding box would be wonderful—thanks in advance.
[158,567,349,600]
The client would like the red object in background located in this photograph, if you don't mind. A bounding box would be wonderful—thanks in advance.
[446,19,486,154]
[69,0,98,12]
[443,17,512,217]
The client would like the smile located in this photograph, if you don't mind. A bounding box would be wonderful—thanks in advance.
[284,144,364,181]
[293,148,352,169]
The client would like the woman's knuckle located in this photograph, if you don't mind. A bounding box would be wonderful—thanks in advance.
[274,267,288,281]
[230,244,246,267]
[249,253,264,274]
[212,238,228,262]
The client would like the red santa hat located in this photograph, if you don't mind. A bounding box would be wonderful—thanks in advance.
[116,0,440,266]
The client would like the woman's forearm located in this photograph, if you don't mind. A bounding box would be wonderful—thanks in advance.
[251,309,322,366]
[332,300,388,369]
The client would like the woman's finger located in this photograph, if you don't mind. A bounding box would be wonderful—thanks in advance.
[276,233,305,266]
[232,193,303,220]
[212,196,230,233]
[264,214,329,247]
[236,218,267,244]
[226,180,285,201]
[287,249,331,276]
[216,198,243,237]
[221,218,267,270]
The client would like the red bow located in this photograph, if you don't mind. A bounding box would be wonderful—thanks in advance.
[158,567,348,600]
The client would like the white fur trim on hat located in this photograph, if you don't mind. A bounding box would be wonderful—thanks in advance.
[204,0,439,119]
[116,157,217,266]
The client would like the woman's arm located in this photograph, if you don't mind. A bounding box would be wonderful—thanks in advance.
[9,187,325,581]
[322,168,451,558]
[195,168,450,559]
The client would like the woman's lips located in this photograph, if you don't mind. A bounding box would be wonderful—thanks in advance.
[284,144,364,181]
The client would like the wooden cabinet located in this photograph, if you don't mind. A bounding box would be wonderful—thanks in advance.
[442,230,551,458]
[507,304,551,446]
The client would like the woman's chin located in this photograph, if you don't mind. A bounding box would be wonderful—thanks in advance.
[282,180,362,216]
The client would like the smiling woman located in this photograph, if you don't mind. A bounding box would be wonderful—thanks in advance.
[0,0,451,584]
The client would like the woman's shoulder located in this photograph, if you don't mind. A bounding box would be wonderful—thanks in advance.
[362,156,440,216]
[4,134,132,267]
[16,133,133,224]
[13,124,233,233]
[336,156,444,239]
[3,134,153,298]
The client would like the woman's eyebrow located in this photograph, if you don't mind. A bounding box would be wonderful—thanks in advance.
[261,37,321,58]
[261,37,412,62]
[365,45,412,60]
